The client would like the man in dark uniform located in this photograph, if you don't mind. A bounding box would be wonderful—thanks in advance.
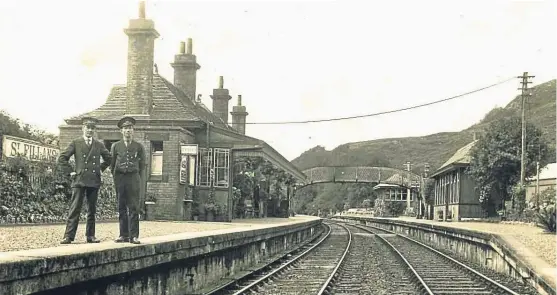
[110,116,146,244]
[58,117,112,244]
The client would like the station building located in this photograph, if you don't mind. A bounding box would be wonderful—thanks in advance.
[58,3,305,222]
[373,173,419,216]
[430,140,483,221]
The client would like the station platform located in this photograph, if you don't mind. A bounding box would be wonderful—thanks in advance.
[338,214,556,293]
[0,215,322,295]
[0,216,318,252]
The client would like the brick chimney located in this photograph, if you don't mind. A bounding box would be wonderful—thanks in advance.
[124,1,159,115]
[211,76,231,124]
[171,38,200,103]
[231,95,248,134]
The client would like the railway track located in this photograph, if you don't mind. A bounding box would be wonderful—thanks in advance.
[344,222,536,295]
[205,222,351,295]
[330,224,420,294]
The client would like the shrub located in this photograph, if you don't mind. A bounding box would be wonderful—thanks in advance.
[534,187,556,233]
[386,201,405,216]
[536,205,556,233]
[0,157,118,224]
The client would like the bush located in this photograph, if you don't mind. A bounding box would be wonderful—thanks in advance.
[386,201,405,216]
[536,205,556,233]
[0,157,118,224]
[534,188,556,233]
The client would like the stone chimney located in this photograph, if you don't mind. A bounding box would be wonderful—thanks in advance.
[211,76,231,124]
[231,95,249,134]
[473,131,476,141]
[171,38,200,103]
[124,1,159,115]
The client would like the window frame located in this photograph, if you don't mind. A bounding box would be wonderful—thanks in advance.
[196,148,230,188]
[196,148,213,187]
[150,141,164,176]
[213,148,230,188]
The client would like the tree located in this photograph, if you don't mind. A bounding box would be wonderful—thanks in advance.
[467,115,552,216]
[0,110,58,145]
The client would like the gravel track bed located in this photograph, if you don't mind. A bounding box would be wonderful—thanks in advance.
[383,235,538,295]
[249,223,349,295]
[433,244,541,295]
[353,222,542,295]
[0,221,240,252]
[335,225,419,295]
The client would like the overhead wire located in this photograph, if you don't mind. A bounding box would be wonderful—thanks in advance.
[244,76,515,125]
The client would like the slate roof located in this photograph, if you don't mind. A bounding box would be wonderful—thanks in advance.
[385,173,403,183]
[66,73,233,131]
[431,140,477,177]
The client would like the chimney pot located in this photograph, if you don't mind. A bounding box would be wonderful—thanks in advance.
[187,38,193,54]
[218,76,224,89]
[179,41,185,54]
[139,1,146,19]
[237,95,242,106]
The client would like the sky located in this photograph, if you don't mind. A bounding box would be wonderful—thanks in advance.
[0,0,555,161]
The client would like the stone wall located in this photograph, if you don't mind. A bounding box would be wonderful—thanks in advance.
[0,218,322,295]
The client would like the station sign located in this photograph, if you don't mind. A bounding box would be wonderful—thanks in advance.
[180,144,198,155]
[1,135,59,162]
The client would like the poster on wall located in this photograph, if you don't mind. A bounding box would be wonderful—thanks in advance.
[179,156,188,184]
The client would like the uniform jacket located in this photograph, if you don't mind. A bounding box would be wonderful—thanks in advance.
[110,140,146,175]
[58,137,112,188]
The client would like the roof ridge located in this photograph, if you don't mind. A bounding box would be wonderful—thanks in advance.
[155,73,235,130]
[436,140,478,171]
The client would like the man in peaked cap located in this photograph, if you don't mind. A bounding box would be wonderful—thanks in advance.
[58,116,112,244]
[110,116,146,244]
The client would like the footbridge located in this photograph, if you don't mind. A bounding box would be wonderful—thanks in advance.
[300,166,421,188]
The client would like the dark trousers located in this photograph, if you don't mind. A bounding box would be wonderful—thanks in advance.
[64,186,99,239]
[114,172,141,238]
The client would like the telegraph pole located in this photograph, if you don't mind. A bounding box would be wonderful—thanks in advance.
[404,161,412,214]
[518,72,535,186]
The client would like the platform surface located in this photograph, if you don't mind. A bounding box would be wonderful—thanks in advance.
[0,215,320,254]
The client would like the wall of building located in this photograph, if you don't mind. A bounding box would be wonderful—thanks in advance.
[59,124,198,221]
[459,170,479,204]
[58,126,83,151]
[526,179,556,203]
[433,167,482,220]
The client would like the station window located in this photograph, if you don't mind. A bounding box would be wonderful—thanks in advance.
[151,141,163,176]
[213,148,230,188]
[197,148,213,187]
[196,148,230,188]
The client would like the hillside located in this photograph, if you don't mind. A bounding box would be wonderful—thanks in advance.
[291,79,556,174]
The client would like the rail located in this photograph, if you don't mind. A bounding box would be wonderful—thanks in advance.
[316,222,353,294]
[349,221,522,295]
[228,223,334,295]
